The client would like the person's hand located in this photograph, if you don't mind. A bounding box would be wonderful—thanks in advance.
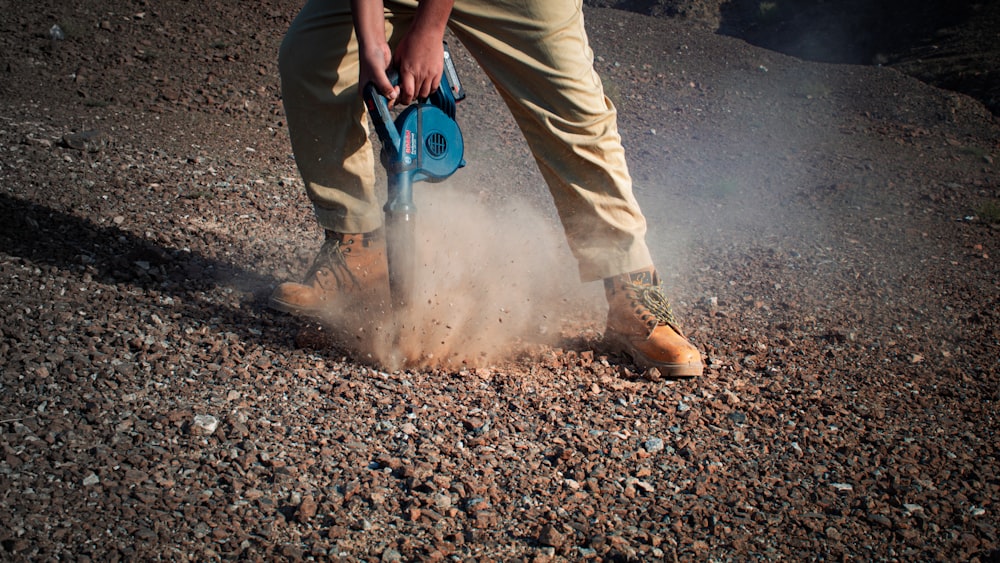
[351,0,451,106]
[392,24,445,105]
[359,39,398,106]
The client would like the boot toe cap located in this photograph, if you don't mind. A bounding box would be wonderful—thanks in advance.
[610,326,704,378]
[269,282,327,315]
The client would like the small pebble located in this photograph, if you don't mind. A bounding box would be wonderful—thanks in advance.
[191,414,219,435]
[644,437,665,453]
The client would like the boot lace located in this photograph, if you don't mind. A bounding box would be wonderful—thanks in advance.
[625,281,676,331]
[304,238,358,289]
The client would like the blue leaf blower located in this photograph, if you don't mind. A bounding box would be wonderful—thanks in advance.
[363,43,466,310]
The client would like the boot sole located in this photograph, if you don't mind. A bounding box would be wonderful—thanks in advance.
[268,296,323,318]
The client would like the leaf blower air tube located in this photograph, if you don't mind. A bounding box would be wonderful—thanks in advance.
[362,43,466,311]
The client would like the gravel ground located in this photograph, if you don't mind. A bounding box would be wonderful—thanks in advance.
[1,0,999,561]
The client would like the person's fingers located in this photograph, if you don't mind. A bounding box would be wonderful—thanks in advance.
[417,75,440,100]
[397,72,416,105]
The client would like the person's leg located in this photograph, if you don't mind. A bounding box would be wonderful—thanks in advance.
[272,0,414,316]
[278,0,381,233]
[448,0,650,282]
[448,0,702,376]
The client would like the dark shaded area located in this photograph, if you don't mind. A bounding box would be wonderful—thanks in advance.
[716,0,1000,115]
[585,0,1000,115]
[716,0,974,65]
[0,192,291,350]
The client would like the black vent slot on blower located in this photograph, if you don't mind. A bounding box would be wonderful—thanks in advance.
[425,132,447,158]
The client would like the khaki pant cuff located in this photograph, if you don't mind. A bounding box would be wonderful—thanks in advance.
[576,245,654,283]
[313,204,384,235]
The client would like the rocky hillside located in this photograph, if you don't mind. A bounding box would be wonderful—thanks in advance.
[586,0,1000,115]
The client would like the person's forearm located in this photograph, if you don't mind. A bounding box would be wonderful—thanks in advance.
[351,0,387,49]
[410,0,453,42]
[351,0,454,47]
[392,0,454,102]
[351,0,456,103]
[352,0,396,100]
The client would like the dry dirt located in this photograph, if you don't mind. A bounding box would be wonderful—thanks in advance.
[2,0,999,561]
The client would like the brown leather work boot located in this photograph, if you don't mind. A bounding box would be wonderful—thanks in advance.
[604,267,704,377]
[269,230,389,317]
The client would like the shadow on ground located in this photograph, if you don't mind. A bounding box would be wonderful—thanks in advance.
[0,192,293,352]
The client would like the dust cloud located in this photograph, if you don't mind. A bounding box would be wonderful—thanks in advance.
[368,185,606,369]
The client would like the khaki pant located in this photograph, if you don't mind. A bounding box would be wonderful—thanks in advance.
[279,0,652,281]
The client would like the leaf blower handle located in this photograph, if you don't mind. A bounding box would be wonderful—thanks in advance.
[363,68,401,156]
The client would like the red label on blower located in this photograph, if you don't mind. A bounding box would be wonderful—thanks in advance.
[404,130,415,156]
